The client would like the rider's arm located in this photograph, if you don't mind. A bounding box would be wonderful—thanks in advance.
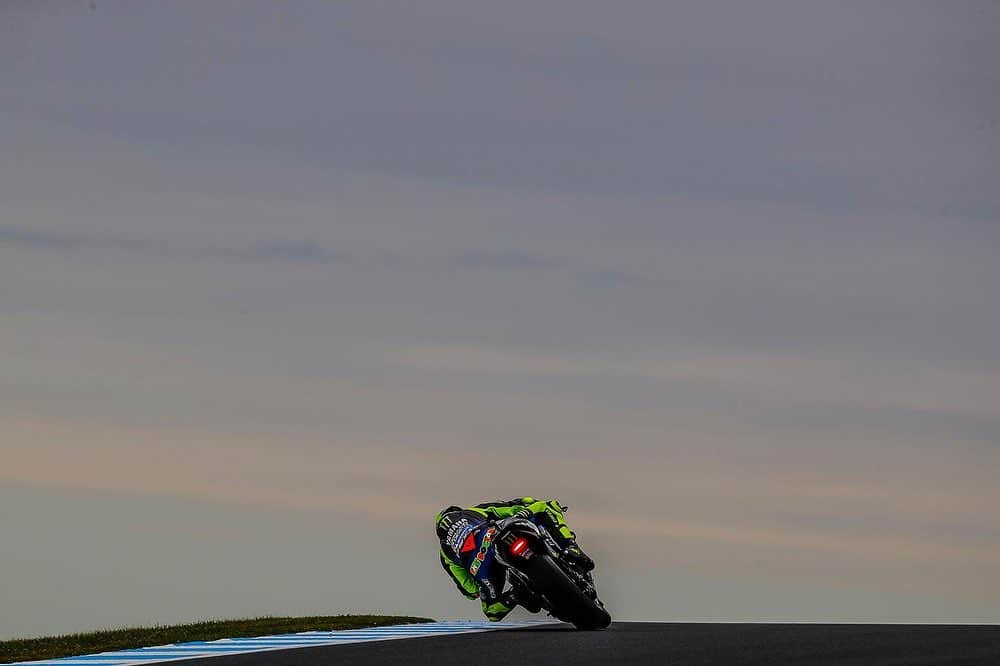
[439,549,479,599]
[475,497,576,541]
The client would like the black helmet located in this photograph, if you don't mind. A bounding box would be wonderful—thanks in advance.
[434,505,464,538]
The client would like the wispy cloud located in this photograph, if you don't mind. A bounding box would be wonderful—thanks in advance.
[252,239,337,264]
[578,268,639,287]
[455,251,555,269]
[0,225,81,250]
[396,345,1000,419]
[454,252,641,288]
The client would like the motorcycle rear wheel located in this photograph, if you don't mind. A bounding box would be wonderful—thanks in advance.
[519,554,611,630]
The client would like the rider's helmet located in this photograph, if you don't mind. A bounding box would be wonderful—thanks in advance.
[434,505,464,539]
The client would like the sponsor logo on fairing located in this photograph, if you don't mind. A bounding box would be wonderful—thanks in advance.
[469,526,496,575]
[446,519,475,553]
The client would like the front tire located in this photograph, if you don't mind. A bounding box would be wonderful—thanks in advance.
[518,554,611,630]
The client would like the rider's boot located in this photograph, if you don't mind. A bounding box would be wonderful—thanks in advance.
[560,541,595,572]
[533,509,596,572]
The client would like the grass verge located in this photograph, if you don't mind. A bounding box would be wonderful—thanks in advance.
[0,614,434,663]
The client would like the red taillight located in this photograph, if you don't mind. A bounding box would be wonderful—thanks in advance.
[509,537,529,557]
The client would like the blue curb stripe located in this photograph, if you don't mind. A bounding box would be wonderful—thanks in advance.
[6,619,557,665]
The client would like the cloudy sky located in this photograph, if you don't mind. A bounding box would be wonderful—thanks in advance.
[2,1,999,638]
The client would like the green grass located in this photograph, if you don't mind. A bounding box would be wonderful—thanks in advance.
[0,614,434,663]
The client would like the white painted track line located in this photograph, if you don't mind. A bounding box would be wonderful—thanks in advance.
[6,620,558,665]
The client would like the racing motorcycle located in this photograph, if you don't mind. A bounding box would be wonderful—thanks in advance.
[491,517,611,630]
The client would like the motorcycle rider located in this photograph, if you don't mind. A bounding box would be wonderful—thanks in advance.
[435,497,595,621]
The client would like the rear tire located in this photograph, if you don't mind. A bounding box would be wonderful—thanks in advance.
[518,554,611,630]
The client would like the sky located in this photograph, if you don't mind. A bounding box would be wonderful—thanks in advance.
[2,0,999,638]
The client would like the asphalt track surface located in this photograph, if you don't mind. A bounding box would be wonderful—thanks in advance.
[173,622,1000,665]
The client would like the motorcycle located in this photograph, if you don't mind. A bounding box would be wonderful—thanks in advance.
[490,517,612,630]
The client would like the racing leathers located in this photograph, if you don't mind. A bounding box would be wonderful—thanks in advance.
[434,497,594,621]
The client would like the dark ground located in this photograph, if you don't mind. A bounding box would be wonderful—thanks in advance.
[173,622,1000,665]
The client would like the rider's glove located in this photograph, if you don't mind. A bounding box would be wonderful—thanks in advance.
[493,516,521,533]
